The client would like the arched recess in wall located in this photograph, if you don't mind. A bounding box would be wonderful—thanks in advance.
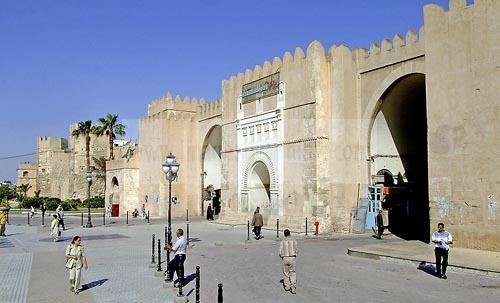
[241,151,278,212]
[367,72,429,242]
[111,176,120,205]
[248,161,271,211]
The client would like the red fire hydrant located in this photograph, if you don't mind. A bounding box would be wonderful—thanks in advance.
[314,221,320,236]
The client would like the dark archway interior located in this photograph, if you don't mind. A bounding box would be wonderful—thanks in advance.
[379,73,429,242]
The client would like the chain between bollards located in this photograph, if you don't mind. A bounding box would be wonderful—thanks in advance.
[218,283,223,303]
[247,220,250,241]
[157,238,162,272]
[81,212,83,227]
[195,266,200,303]
[151,234,156,264]
[276,218,279,239]
[126,211,129,225]
[147,210,150,224]
[305,217,308,236]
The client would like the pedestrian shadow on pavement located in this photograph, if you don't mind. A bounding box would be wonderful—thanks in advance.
[183,273,197,286]
[417,261,439,278]
[81,279,108,292]
[188,237,201,243]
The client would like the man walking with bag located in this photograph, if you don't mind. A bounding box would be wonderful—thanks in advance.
[279,229,298,294]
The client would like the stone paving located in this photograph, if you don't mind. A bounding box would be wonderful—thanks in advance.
[1,214,499,303]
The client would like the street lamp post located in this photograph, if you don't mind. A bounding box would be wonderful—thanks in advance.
[85,171,93,228]
[161,152,180,277]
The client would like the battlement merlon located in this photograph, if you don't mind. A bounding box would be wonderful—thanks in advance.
[147,93,201,117]
[36,136,68,150]
[198,99,222,120]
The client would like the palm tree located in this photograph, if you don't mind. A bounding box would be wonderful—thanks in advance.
[93,114,126,160]
[72,120,94,170]
[16,183,32,202]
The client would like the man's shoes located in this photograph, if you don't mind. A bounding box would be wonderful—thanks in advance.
[74,289,80,295]
[441,274,447,279]
[290,288,296,294]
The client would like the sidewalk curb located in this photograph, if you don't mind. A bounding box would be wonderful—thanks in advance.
[347,248,500,278]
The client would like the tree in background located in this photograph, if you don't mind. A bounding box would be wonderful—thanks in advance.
[16,183,32,202]
[71,120,95,170]
[93,114,126,160]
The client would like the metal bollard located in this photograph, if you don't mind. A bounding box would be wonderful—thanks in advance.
[195,266,200,303]
[126,211,129,225]
[103,210,105,226]
[186,209,189,222]
[41,212,45,226]
[81,212,84,227]
[218,283,223,303]
[27,213,30,225]
[305,217,308,236]
[276,218,279,239]
[151,234,156,264]
[247,220,250,240]
[187,223,190,246]
[147,210,150,224]
[178,282,184,297]
[157,238,162,272]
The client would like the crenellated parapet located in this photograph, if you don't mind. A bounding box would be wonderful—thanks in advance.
[146,92,199,118]
[198,99,222,120]
[222,41,331,92]
[353,27,425,72]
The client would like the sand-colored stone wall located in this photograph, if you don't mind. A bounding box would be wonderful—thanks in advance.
[424,0,500,251]
[16,162,37,197]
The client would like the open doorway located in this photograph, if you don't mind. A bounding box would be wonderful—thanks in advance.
[201,125,222,215]
[369,73,429,242]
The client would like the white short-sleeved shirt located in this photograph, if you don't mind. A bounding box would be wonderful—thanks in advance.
[172,235,187,255]
[432,230,452,250]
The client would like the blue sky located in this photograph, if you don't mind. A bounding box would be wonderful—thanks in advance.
[0,0,453,182]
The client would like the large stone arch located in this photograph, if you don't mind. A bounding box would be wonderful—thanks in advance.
[360,61,426,182]
[201,124,222,190]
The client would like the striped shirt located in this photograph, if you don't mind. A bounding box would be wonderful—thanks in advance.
[279,237,298,258]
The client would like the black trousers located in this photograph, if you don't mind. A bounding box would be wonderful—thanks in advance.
[435,247,449,275]
[377,226,384,238]
[167,254,186,284]
[253,226,261,237]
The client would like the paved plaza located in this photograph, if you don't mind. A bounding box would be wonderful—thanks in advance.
[0,213,499,303]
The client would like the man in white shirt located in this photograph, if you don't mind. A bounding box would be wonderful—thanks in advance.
[279,229,298,294]
[165,228,187,287]
[431,223,453,279]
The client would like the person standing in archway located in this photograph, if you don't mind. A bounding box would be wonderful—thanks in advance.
[251,207,263,240]
[375,210,384,239]
[432,223,453,279]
